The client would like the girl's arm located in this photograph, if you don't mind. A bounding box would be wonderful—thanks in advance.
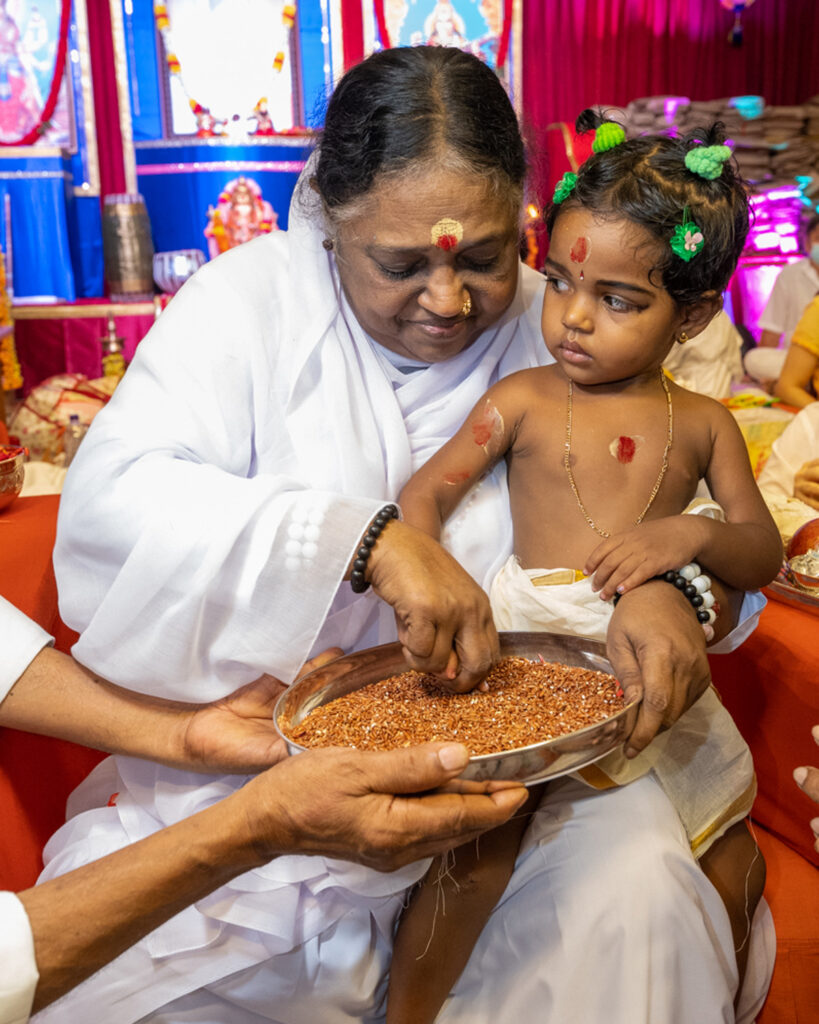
[586,403,782,598]
[399,378,522,537]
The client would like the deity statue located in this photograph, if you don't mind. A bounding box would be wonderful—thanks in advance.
[250,96,275,137]
[424,0,467,47]
[190,99,226,139]
[204,176,278,257]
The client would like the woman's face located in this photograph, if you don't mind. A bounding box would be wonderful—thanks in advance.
[332,163,521,363]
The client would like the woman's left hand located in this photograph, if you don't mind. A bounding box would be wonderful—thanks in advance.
[606,580,711,758]
[181,647,344,773]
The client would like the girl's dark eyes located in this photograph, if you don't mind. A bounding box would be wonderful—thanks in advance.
[604,295,639,313]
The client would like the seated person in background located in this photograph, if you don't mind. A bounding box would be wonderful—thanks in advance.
[389,114,782,1024]
[662,307,743,398]
[774,294,819,409]
[757,400,819,509]
[0,595,521,1023]
[745,213,819,387]
[793,726,819,854]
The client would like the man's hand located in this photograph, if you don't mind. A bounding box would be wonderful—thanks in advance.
[794,459,819,511]
[180,648,344,774]
[367,520,499,693]
[606,580,711,758]
[242,742,527,871]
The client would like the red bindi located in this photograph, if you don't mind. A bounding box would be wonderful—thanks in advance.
[436,234,457,251]
[570,236,590,264]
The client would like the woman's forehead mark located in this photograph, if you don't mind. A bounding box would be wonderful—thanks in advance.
[431,217,464,250]
[569,236,591,264]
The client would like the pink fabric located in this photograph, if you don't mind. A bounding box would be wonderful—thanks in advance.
[87,2,126,197]
[14,306,156,395]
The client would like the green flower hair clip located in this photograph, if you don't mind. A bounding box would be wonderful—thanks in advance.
[684,144,732,181]
[552,172,578,204]
[592,122,626,153]
[670,210,705,262]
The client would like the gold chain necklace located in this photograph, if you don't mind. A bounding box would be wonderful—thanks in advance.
[563,369,673,539]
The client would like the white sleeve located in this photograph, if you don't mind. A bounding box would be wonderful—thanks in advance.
[0,892,38,1024]
[53,249,383,698]
[0,598,52,707]
[707,589,766,655]
[757,405,819,501]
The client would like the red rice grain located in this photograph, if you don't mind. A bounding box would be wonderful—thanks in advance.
[281,656,623,756]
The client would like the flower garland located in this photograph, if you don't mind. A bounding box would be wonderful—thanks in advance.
[0,249,21,392]
[0,0,71,148]
[153,3,298,128]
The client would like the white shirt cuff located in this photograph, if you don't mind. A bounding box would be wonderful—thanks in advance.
[708,589,766,655]
[0,892,38,1024]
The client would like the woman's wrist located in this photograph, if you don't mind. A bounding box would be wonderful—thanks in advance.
[348,504,400,593]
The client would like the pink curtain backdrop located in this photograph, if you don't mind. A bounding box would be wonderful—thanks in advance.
[522,0,819,200]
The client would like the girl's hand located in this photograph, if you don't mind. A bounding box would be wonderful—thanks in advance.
[367,520,499,693]
[793,459,819,510]
[585,516,706,601]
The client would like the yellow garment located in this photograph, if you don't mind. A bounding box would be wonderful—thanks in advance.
[790,295,819,396]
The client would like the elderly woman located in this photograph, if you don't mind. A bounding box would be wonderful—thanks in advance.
[42,48,768,1024]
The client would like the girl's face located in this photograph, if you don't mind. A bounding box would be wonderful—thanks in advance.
[332,162,521,363]
[542,206,689,386]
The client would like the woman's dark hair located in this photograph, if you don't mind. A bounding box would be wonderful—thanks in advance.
[315,47,526,214]
[546,109,750,307]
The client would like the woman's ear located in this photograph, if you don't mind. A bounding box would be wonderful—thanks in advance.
[678,291,723,341]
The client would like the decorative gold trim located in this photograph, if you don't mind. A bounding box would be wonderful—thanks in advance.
[0,146,63,158]
[546,121,581,173]
[73,0,101,195]
[109,0,137,195]
[132,135,315,150]
[12,301,157,320]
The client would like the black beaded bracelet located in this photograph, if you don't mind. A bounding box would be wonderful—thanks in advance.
[350,504,399,594]
[612,564,716,632]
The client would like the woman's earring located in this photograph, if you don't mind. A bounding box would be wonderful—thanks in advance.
[461,291,472,317]
[322,238,334,251]
[677,331,688,344]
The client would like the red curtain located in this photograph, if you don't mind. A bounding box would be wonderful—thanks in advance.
[522,0,819,173]
[87,2,126,198]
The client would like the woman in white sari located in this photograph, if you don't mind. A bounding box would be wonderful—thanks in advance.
[40,47,770,1024]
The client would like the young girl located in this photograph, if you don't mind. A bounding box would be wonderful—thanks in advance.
[387,112,782,1023]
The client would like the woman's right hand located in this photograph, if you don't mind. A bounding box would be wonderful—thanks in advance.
[794,458,819,510]
[367,520,499,692]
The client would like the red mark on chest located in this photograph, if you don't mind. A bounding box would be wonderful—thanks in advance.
[570,236,590,264]
[614,436,636,463]
[444,470,472,485]
[436,234,457,250]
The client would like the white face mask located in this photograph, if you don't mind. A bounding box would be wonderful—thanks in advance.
[810,242,819,265]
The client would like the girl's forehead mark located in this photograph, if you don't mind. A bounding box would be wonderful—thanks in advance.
[570,236,591,264]
[431,217,464,250]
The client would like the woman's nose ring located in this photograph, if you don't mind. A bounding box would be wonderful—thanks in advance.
[461,291,472,317]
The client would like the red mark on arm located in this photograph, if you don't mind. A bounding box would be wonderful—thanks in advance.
[570,236,589,264]
[444,470,472,485]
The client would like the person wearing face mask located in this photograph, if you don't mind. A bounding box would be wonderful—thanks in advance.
[744,213,819,387]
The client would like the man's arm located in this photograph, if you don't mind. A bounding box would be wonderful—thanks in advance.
[757,329,781,349]
[17,743,526,1013]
